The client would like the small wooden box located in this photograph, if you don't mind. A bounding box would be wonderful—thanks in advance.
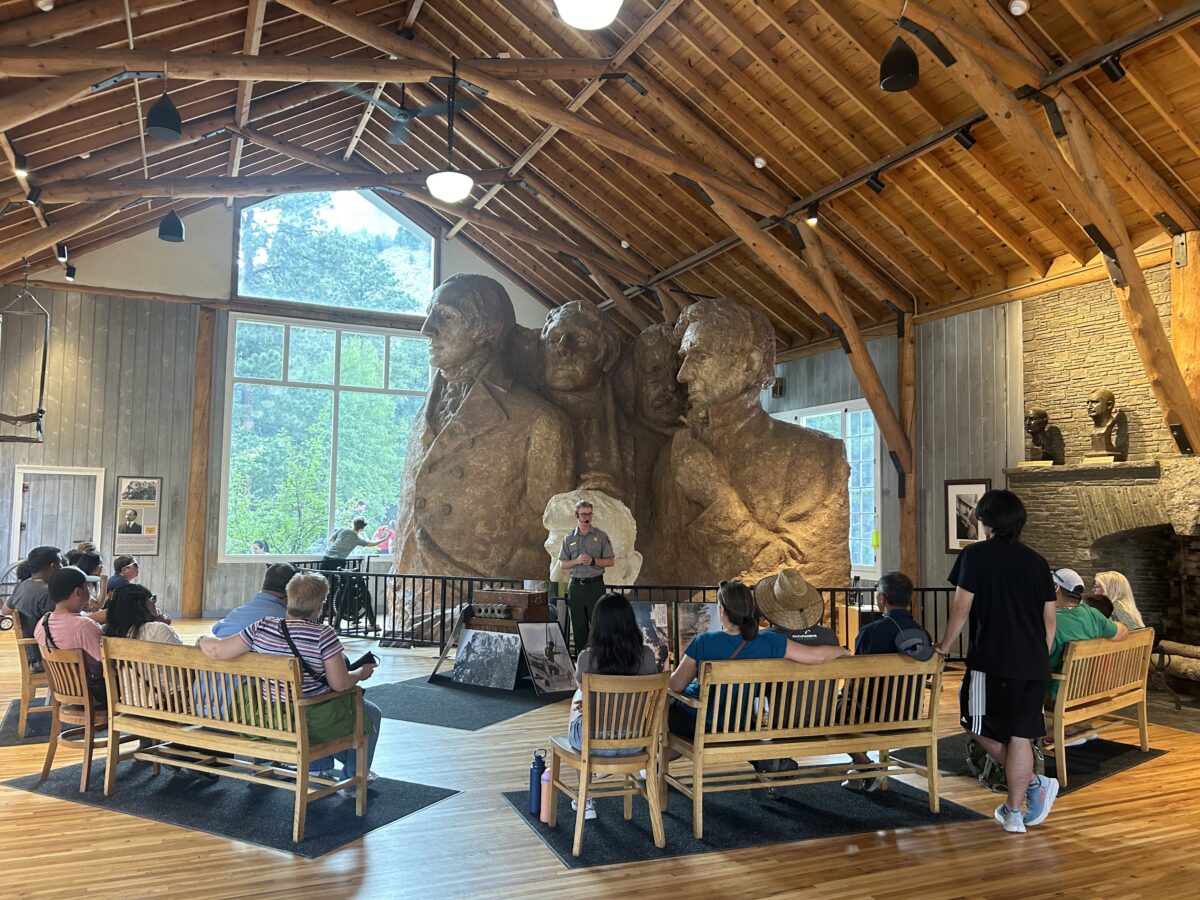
[473,589,551,622]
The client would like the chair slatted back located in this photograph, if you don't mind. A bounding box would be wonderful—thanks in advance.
[101,638,303,740]
[15,636,42,672]
[41,646,94,709]
[1059,627,1153,710]
[580,672,669,758]
[694,655,942,744]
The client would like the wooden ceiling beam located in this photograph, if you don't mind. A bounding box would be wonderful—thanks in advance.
[0,197,130,274]
[0,0,178,46]
[224,0,269,188]
[0,70,117,137]
[273,0,782,216]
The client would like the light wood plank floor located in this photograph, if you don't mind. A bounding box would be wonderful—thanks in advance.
[3,622,1198,899]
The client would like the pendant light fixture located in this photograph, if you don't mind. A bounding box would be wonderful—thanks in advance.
[158,208,185,242]
[879,2,919,93]
[426,57,475,204]
[146,79,182,141]
[553,0,622,30]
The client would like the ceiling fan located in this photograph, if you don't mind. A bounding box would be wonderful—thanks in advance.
[337,82,483,145]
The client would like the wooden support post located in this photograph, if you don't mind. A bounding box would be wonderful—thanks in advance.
[897,313,919,580]
[181,307,214,620]
[704,185,913,471]
[1172,231,1200,417]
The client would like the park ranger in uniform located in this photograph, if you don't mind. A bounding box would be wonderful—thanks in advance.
[558,500,614,655]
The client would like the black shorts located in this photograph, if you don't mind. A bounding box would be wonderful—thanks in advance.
[959,670,1047,742]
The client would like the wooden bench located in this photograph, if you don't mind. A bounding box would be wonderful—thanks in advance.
[1050,626,1154,786]
[665,655,943,839]
[100,637,369,842]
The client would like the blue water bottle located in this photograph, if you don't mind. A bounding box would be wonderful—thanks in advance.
[529,748,547,816]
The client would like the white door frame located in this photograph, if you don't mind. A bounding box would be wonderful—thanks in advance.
[9,465,106,563]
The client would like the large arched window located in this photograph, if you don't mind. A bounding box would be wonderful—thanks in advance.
[220,192,434,560]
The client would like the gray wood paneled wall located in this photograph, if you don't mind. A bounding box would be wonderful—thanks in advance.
[763,336,902,579]
[0,286,195,614]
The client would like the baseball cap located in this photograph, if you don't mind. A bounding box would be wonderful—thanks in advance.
[1052,568,1084,595]
[48,565,100,602]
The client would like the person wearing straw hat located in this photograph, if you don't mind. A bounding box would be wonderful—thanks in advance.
[755,568,839,648]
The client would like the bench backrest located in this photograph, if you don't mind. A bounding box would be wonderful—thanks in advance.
[101,637,305,741]
[693,654,942,745]
[1057,627,1153,713]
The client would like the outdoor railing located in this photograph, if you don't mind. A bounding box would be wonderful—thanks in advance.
[292,560,967,662]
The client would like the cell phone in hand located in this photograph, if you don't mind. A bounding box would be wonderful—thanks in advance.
[347,651,379,671]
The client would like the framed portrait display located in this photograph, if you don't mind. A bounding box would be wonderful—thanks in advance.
[945,479,991,554]
[113,476,162,556]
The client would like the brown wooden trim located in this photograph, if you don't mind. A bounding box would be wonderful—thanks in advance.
[181,306,214,620]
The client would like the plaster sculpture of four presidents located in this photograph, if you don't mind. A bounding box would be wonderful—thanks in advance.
[395,274,851,591]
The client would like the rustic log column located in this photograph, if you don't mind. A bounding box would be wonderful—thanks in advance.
[1172,231,1200,418]
[181,307,214,619]
[897,313,919,581]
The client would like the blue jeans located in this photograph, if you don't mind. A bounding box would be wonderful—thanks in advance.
[312,698,382,775]
[569,714,641,758]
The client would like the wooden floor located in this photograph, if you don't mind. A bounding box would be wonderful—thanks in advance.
[3,622,1199,899]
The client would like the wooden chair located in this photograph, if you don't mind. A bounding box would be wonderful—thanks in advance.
[1050,627,1154,786]
[14,635,52,737]
[40,647,110,792]
[548,672,669,858]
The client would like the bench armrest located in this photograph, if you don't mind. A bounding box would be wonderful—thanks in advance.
[294,686,362,708]
[668,690,700,708]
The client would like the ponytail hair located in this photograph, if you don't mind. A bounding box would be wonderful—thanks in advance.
[717,579,759,641]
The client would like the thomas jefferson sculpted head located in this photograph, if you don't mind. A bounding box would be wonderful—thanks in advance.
[421,274,516,374]
[674,298,775,414]
[540,299,621,393]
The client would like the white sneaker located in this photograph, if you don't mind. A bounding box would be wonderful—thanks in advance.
[841,771,880,792]
[571,799,597,820]
[994,803,1027,833]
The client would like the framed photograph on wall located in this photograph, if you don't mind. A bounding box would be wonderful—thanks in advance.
[945,479,991,554]
[113,476,162,557]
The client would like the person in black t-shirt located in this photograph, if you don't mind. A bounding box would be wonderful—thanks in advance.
[936,489,1059,834]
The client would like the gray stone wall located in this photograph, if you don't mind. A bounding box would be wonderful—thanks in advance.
[1021,264,1175,462]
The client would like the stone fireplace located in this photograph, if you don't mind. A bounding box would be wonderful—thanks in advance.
[1007,458,1200,643]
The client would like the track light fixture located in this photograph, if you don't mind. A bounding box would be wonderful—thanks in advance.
[158,208,185,242]
[1100,55,1126,83]
[12,152,28,178]
[866,173,886,194]
[954,126,977,150]
[426,57,475,204]
[64,264,76,282]
[146,89,182,141]
[553,0,622,30]
[880,14,919,94]
[805,203,819,226]
[26,186,41,206]
[1009,0,1029,15]
[35,0,55,10]
[55,242,68,262]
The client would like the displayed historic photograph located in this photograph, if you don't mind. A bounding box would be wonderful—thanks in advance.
[113,475,162,557]
[945,479,991,554]
[518,623,576,695]
[631,600,670,672]
[676,601,722,660]
[450,628,522,690]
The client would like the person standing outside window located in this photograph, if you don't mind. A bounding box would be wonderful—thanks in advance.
[559,501,614,655]
[935,489,1059,834]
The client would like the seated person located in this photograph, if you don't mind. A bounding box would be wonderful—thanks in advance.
[6,545,64,671]
[667,579,848,738]
[107,556,172,625]
[843,571,931,791]
[1049,573,1128,700]
[33,565,106,701]
[567,591,660,820]
[212,563,298,638]
[105,584,182,646]
[198,571,382,794]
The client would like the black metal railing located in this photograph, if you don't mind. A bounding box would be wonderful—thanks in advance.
[291,560,966,661]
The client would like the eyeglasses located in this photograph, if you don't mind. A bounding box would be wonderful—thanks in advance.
[124,561,140,570]
[148,594,158,605]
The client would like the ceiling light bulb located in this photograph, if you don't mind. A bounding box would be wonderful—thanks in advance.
[426,169,475,203]
[55,242,68,262]
[35,0,54,10]
[620,239,631,249]
[753,156,767,169]
[1009,0,1029,15]
[805,203,819,226]
[13,152,28,179]
[553,0,622,30]
[64,264,76,282]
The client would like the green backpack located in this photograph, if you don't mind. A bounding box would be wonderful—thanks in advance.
[966,738,1046,793]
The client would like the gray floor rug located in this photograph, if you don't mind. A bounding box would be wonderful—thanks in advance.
[366,676,566,731]
[3,759,458,858]
[891,732,1166,794]
[0,697,68,746]
[503,779,983,869]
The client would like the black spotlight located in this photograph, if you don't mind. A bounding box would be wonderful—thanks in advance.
[13,151,28,178]
[64,264,77,282]
[867,173,886,193]
[55,242,68,262]
[146,92,182,141]
[26,185,42,205]
[880,35,919,93]
[1100,55,1126,83]
[954,127,977,150]
[158,209,185,242]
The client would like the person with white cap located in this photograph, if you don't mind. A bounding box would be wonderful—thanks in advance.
[1051,568,1085,604]
[1049,569,1128,697]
